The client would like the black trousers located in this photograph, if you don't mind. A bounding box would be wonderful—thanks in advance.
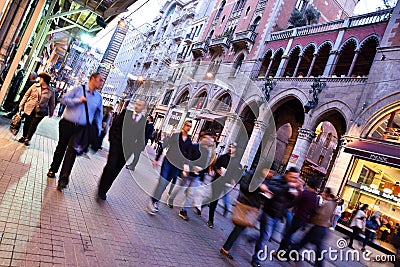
[22,112,44,140]
[208,181,226,223]
[98,140,126,196]
[49,119,84,184]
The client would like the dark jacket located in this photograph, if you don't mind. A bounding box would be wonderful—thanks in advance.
[212,153,242,182]
[293,189,318,222]
[237,172,263,209]
[262,175,295,219]
[156,132,193,169]
[109,109,146,158]
[145,121,154,141]
[189,143,213,181]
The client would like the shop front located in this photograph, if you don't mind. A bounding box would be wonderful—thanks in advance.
[340,138,400,243]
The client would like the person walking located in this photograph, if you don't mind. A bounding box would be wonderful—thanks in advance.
[145,115,154,145]
[2,72,37,119]
[289,187,337,267]
[168,132,215,221]
[277,177,319,256]
[348,203,369,249]
[18,72,55,146]
[147,120,193,215]
[362,211,381,252]
[206,142,242,229]
[98,105,113,149]
[220,167,275,260]
[46,72,104,191]
[331,198,345,230]
[251,167,300,267]
[97,99,146,200]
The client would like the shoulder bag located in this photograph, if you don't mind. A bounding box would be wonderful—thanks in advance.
[231,201,259,227]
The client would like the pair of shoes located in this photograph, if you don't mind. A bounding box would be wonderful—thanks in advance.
[167,203,173,209]
[207,221,214,229]
[18,137,25,143]
[147,201,157,215]
[361,247,366,252]
[194,207,201,216]
[251,261,261,267]
[178,210,189,221]
[56,181,67,191]
[23,139,30,146]
[220,248,233,259]
[47,170,56,178]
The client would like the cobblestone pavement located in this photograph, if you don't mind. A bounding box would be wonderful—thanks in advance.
[0,115,396,267]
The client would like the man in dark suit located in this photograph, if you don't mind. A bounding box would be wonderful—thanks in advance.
[97,99,147,200]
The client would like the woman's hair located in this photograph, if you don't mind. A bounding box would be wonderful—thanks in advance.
[360,204,369,211]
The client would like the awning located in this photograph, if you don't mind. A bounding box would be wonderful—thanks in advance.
[196,113,225,122]
[305,158,327,175]
[344,140,400,167]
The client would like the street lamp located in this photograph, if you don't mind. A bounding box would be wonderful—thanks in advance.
[304,77,326,113]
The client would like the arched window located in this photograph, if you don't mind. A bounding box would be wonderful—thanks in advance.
[192,91,208,109]
[215,93,232,112]
[215,0,226,19]
[176,90,190,105]
[162,90,173,105]
[249,16,260,31]
[258,50,272,77]
[368,109,400,144]
[232,54,244,76]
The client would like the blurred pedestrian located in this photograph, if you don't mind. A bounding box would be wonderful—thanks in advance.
[2,72,37,119]
[18,72,55,146]
[289,188,337,267]
[331,198,344,230]
[277,177,319,256]
[47,72,104,191]
[97,99,146,200]
[220,167,275,260]
[348,203,369,249]
[206,142,242,229]
[251,167,300,267]
[362,211,381,252]
[99,105,113,149]
[145,115,154,145]
[2,64,25,111]
[147,120,193,215]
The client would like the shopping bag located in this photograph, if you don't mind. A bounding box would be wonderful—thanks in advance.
[9,113,22,136]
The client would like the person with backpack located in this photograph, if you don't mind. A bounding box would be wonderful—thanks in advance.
[362,211,381,252]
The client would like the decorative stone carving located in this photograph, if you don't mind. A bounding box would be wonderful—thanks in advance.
[297,128,316,142]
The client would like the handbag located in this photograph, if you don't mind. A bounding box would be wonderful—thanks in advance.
[9,113,22,135]
[231,201,259,227]
[71,85,101,155]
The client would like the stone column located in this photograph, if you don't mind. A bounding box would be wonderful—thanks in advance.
[325,50,339,76]
[292,56,302,77]
[306,53,317,77]
[286,128,315,170]
[219,114,241,154]
[265,58,274,77]
[241,120,268,168]
[347,50,359,77]
[276,55,289,77]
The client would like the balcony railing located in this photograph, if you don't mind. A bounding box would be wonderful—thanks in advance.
[230,10,242,19]
[233,30,258,44]
[210,36,231,48]
[269,8,393,41]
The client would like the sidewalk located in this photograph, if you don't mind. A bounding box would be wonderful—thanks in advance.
[0,115,396,266]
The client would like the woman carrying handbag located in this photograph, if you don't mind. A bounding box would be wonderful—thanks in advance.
[220,166,275,260]
[18,72,55,146]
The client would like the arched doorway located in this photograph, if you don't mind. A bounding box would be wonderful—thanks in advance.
[303,109,347,188]
[271,97,305,172]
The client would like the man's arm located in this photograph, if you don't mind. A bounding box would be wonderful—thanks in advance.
[60,85,85,106]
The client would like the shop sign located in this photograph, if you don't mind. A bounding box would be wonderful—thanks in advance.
[289,154,299,164]
[168,111,183,126]
[360,184,400,203]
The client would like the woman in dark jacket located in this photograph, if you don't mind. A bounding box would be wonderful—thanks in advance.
[220,167,275,260]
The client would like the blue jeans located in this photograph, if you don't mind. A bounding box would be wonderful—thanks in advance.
[279,216,307,251]
[169,175,200,211]
[362,229,376,249]
[252,212,281,263]
[151,159,181,203]
[292,225,327,267]
[284,209,293,233]
[332,214,341,229]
